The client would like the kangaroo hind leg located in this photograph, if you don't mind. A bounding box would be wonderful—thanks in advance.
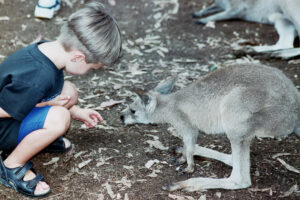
[164,137,252,191]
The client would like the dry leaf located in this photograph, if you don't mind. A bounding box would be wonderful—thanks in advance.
[64,0,74,7]
[147,169,161,177]
[145,159,160,169]
[83,94,100,100]
[97,193,105,200]
[124,193,129,200]
[168,194,196,200]
[43,157,59,165]
[115,177,132,188]
[277,158,300,173]
[205,21,216,29]
[146,140,169,151]
[74,151,87,158]
[272,153,292,159]
[95,124,118,130]
[215,192,221,198]
[0,16,9,21]
[103,182,116,199]
[108,0,116,6]
[78,159,92,169]
[94,99,124,110]
[279,184,298,198]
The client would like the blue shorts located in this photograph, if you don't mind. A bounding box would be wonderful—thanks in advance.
[17,106,51,144]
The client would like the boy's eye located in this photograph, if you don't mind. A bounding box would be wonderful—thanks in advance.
[130,109,136,114]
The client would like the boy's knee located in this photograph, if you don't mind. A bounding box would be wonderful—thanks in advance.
[62,81,78,108]
[45,106,71,134]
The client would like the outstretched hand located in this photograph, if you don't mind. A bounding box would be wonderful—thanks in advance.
[70,106,103,128]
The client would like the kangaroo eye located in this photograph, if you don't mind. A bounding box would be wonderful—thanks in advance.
[130,109,136,114]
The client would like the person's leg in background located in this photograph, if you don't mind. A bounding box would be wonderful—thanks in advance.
[34,0,61,19]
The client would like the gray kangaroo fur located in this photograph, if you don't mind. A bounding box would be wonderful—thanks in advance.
[192,0,300,59]
[121,63,300,191]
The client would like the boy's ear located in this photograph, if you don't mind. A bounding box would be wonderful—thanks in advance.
[70,50,86,62]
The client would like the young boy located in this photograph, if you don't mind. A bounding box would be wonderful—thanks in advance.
[0,2,122,197]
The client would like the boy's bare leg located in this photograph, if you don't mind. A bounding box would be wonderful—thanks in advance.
[3,106,71,195]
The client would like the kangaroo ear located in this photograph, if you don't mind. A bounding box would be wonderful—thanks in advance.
[133,89,150,105]
[146,95,157,113]
[154,76,177,94]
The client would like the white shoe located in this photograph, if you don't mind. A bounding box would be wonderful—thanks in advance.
[34,0,61,19]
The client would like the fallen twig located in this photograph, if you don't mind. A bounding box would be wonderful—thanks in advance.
[277,158,300,174]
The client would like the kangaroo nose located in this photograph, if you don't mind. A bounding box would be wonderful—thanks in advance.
[120,115,124,122]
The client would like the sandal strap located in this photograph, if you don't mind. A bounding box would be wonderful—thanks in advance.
[26,173,44,189]
[0,159,8,180]
[14,162,33,180]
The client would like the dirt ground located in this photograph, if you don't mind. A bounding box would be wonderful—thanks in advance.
[0,0,300,199]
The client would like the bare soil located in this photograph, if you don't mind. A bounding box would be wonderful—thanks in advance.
[0,0,299,199]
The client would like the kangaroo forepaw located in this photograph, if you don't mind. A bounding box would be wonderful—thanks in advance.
[171,157,185,166]
[181,165,195,174]
[162,183,180,191]
[169,146,183,155]
[191,13,201,19]
[195,19,207,25]
[171,156,186,166]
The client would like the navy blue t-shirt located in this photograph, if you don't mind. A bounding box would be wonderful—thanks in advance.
[0,41,64,150]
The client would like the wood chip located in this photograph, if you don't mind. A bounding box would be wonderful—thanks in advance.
[146,140,169,151]
[168,194,195,200]
[272,153,291,159]
[0,16,9,20]
[94,99,124,110]
[279,184,298,198]
[78,159,92,169]
[43,157,60,165]
[108,0,116,6]
[103,182,116,199]
[277,158,300,173]
[145,159,160,169]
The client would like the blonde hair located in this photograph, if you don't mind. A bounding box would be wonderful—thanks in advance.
[58,1,122,66]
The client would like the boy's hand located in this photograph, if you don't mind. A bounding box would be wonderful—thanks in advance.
[36,95,71,107]
[70,106,103,128]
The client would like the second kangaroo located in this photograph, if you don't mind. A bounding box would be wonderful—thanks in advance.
[192,0,300,58]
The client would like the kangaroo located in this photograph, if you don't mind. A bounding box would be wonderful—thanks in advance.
[192,0,300,59]
[120,63,300,191]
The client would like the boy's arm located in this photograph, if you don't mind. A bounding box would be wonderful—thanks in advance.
[0,107,11,118]
[35,94,71,107]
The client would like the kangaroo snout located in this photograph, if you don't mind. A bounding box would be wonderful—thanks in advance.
[120,115,125,123]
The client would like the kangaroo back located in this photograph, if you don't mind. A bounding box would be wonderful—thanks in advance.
[159,64,300,138]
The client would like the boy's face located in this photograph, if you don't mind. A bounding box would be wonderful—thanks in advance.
[65,53,105,75]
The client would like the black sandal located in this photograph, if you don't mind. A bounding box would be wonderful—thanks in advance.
[42,136,72,153]
[0,159,51,198]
